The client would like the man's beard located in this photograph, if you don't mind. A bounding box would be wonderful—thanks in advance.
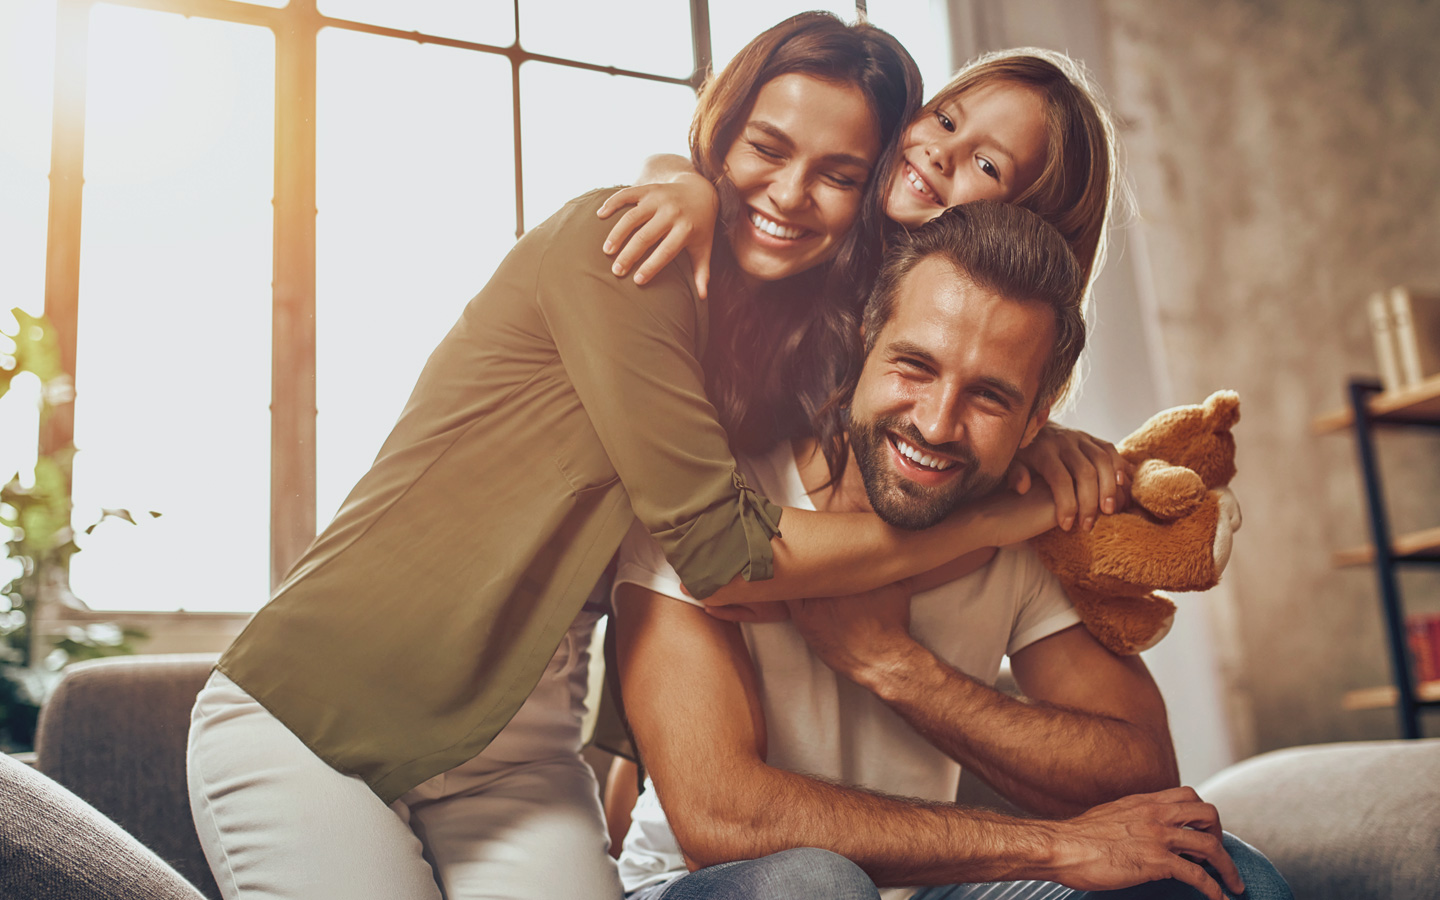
[849,414,1003,530]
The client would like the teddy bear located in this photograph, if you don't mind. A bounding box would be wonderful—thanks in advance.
[1030,390,1242,656]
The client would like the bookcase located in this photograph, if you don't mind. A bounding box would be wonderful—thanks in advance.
[1314,375,1440,738]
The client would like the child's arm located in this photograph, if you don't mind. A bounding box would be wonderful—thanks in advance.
[597,154,718,298]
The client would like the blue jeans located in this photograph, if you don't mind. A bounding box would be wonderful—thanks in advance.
[629,834,1291,900]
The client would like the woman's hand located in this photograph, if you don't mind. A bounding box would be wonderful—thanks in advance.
[1007,422,1133,532]
[597,173,719,299]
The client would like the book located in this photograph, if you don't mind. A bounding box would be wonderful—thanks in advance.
[1407,613,1440,684]
[1389,286,1440,387]
[1368,290,1404,391]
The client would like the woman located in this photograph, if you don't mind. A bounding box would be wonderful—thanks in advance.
[600,48,1128,527]
[186,15,1064,900]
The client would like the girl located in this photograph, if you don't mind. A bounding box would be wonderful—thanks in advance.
[186,15,1067,900]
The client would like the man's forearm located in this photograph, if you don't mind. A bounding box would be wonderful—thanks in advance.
[857,641,1177,816]
[665,750,1060,886]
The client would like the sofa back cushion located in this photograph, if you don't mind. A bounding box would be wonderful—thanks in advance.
[36,654,221,900]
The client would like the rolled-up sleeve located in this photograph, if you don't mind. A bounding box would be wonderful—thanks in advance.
[533,191,783,599]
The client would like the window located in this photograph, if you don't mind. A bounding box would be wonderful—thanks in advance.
[4,0,955,614]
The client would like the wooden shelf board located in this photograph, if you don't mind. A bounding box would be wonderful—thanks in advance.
[1331,525,1440,567]
[1313,374,1440,434]
[1342,679,1440,711]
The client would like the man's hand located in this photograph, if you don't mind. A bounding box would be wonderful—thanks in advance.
[786,582,914,684]
[1046,788,1244,900]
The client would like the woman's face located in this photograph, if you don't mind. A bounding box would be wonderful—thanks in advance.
[721,72,882,285]
[885,80,1049,228]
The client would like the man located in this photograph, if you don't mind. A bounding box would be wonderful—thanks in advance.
[611,202,1288,900]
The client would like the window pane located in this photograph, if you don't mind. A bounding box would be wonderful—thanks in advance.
[316,30,517,524]
[69,6,274,612]
[520,0,692,78]
[520,62,694,227]
[317,0,514,47]
[865,0,954,98]
[708,2,858,74]
[0,0,55,485]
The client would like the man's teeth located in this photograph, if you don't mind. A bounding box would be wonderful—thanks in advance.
[895,437,955,471]
[906,165,940,203]
[750,211,804,240]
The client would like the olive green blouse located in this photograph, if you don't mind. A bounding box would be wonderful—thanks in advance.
[218,190,783,804]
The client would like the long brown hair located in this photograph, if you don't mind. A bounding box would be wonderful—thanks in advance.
[691,12,922,455]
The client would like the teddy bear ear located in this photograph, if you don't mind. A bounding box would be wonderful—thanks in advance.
[1203,390,1241,430]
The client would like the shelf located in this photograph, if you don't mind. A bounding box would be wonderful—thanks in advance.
[1332,525,1440,567]
[1342,679,1440,711]
[1312,374,1440,434]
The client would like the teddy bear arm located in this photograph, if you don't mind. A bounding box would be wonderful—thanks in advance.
[1129,458,1207,520]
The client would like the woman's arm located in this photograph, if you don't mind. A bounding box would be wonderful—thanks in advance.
[597,154,717,297]
[704,488,1057,607]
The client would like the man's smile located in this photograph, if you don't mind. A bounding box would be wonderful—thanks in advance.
[885,431,968,490]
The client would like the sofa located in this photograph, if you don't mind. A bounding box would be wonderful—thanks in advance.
[3,653,1438,899]
[25,654,219,900]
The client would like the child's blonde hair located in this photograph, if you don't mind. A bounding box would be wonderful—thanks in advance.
[927,48,1123,308]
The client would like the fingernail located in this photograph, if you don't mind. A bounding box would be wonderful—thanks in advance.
[1116,471,1125,484]
[1062,515,1075,531]
[612,263,623,276]
[603,241,613,254]
[1102,498,1115,515]
[1083,516,1095,532]
[634,273,647,285]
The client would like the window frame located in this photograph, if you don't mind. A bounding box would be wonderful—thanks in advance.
[39,0,716,597]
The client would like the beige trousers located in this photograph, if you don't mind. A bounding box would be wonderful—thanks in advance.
[187,611,622,900]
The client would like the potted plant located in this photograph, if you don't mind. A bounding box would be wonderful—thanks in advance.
[1,308,147,752]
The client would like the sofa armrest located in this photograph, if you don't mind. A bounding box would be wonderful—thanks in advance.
[1198,738,1440,900]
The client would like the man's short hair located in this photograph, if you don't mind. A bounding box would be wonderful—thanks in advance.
[862,201,1086,410]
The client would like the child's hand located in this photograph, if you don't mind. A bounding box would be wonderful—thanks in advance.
[597,174,718,299]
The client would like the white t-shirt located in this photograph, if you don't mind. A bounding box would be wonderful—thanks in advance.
[614,441,1081,898]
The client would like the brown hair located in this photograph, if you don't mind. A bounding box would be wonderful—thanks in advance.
[690,12,923,454]
[818,200,1087,484]
[923,48,1120,306]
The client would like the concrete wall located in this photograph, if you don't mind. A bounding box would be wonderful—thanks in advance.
[1098,0,1440,753]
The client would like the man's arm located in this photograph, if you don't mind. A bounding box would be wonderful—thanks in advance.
[790,589,1178,818]
[613,583,1239,897]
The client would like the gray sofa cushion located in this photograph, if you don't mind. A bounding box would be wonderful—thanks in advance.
[0,751,205,899]
[1199,738,1440,900]
[36,653,221,900]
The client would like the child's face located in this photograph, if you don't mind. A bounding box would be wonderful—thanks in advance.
[885,81,1050,228]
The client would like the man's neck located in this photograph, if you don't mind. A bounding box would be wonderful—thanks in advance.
[792,437,871,514]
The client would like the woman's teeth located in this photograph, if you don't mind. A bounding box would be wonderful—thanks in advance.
[906,165,941,203]
[750,211,804,240]
[894,436,955,471]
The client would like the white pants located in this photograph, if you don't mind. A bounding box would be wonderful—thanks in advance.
[187,611,623,900]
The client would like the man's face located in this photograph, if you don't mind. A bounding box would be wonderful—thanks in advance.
[849,256,1054,529]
